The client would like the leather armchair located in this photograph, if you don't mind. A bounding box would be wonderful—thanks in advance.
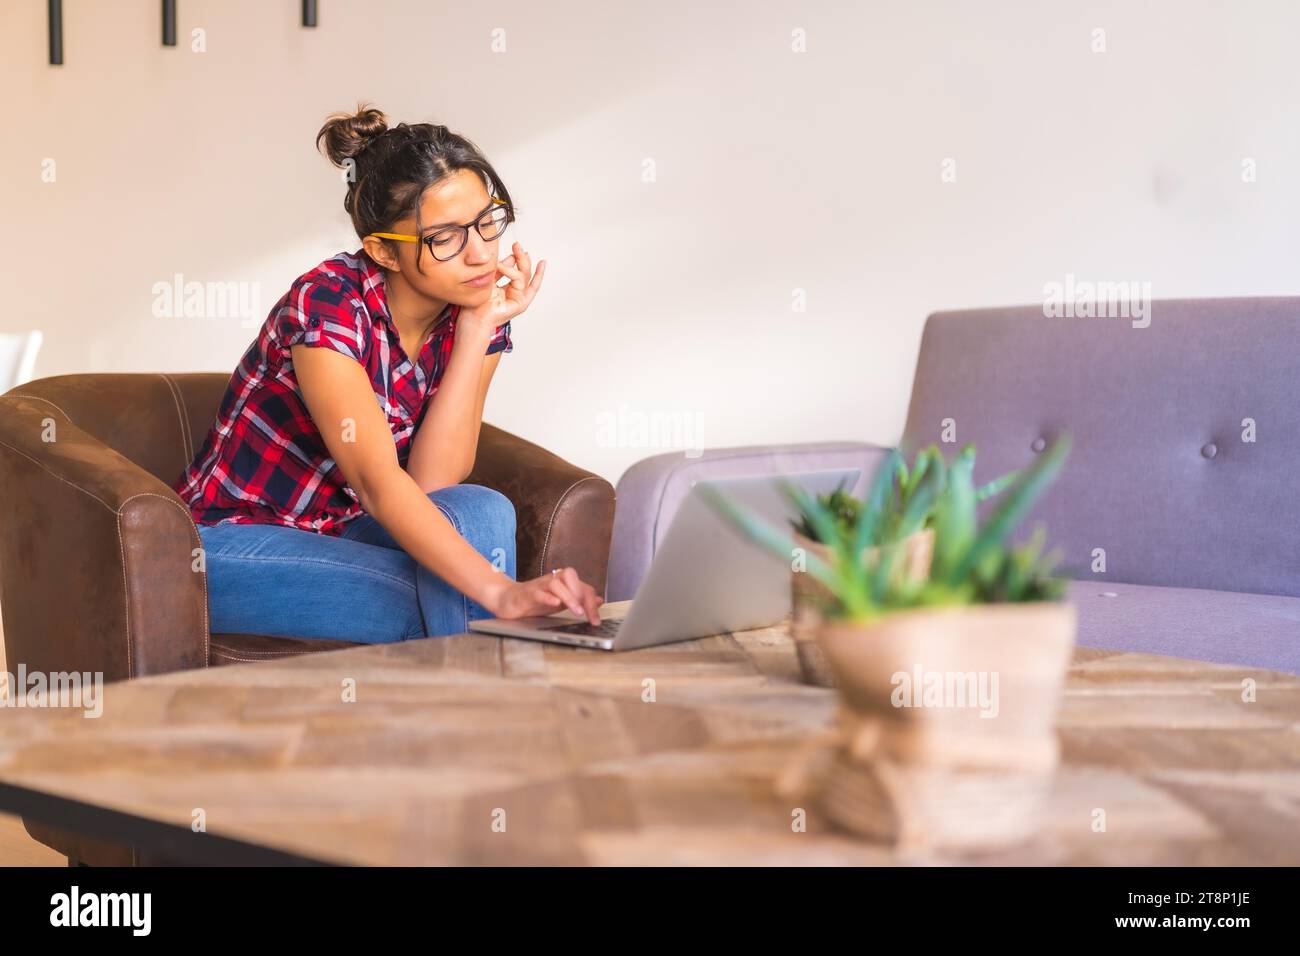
[0,372,615,865]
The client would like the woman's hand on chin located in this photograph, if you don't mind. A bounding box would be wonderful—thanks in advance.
[457,240,547,338]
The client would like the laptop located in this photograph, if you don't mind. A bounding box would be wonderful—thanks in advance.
[468,468,860,650]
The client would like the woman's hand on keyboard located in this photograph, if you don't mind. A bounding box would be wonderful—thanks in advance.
[487,566,603,624]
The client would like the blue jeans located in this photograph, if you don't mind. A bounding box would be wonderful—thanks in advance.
[197,484,517,643]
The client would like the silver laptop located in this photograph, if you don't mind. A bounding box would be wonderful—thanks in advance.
[468,468,860,650]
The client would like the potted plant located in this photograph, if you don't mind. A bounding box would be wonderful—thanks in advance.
[785,446,1019,688]
[698,438,1075,851]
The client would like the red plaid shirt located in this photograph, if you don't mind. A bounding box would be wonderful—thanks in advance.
[172,250,512,535]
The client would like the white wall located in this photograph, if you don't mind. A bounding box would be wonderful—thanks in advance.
[3,0,1298,485]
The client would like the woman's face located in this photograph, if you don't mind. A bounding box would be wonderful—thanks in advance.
[368,168,504,308]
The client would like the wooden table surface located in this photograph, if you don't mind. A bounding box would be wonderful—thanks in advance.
[0,601,1297,865]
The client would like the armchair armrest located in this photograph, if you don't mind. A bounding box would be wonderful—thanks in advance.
[466,423,615,596]
[0,395,208,685]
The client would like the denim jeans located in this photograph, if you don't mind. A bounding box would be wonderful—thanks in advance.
[197,484,517,643]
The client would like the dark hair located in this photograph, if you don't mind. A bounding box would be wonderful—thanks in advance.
[315,104,515,268]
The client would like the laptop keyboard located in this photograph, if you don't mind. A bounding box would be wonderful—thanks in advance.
[544,619,623,639]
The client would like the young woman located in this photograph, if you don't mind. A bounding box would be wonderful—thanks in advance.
[172,105,603,643]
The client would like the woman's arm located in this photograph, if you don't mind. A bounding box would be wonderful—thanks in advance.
[292,343,601,624]
[406,242,543,491]
[405,329,501,492]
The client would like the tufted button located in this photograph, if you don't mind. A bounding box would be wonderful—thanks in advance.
[1030,437,1047,453]
[1201,442,1218,459]
[308,316,321,328]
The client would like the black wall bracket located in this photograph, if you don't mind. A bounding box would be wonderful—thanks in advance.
[46,1,320,64]
[162,0,177,47]
[47,0,62,65]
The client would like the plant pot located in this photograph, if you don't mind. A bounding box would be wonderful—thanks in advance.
[789,529,934,688]
[806,601,1076,851]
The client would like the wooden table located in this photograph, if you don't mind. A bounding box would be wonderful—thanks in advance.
[0,601,1297,865]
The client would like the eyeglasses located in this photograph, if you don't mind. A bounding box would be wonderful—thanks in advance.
[369,198,513,262]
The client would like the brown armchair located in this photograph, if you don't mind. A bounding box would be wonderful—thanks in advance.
[0,372,615,865]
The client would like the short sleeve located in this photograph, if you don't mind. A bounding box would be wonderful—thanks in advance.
[273,278,367,365]
[486,320,513,355]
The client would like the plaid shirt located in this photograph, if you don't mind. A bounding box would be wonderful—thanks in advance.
[172,250,512,535]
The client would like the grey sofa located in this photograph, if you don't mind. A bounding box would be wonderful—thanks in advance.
[608,297,1300,674]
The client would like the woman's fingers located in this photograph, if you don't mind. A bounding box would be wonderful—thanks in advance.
[544,572,584,618]
[558,567,600,623]
[538,568,600,624]
[496,254,525,290]
[526,260,546,300]
[492,242,544,314]
[510,260,545,314]
[513,242,532,279]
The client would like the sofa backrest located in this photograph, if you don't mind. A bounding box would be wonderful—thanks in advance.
[606,441,886,602]
[3,372,228,486]
[901,298,1300,597]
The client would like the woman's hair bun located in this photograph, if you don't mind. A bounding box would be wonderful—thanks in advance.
[316,104,389,168]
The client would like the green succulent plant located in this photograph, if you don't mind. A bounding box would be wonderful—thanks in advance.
[790,446,1023,550]
[698,437,1072,623]
[791,484,861,547]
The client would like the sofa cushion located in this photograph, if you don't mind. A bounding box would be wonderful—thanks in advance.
[210,633,360,666]
[1069,579,1300,674]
